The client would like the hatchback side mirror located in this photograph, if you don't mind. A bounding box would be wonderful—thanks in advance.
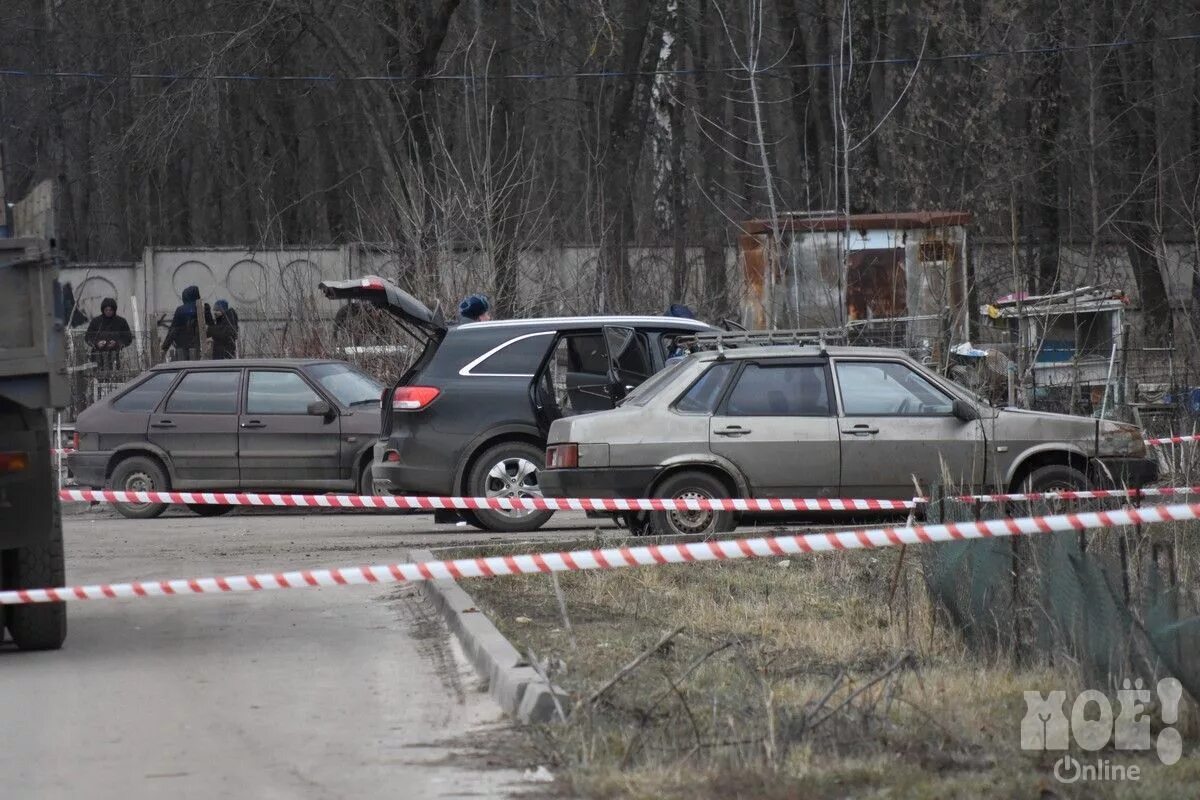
[952,398,979,422]
[307,400,334,420]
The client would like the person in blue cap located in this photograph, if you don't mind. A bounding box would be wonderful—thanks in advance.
[456,294,491,325]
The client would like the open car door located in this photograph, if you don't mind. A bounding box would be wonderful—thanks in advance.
[320,276,447,439]
[602,325,653,402]
[318,276,446,344]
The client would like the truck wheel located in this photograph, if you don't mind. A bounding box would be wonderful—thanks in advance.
[1022,464,1090,493]
[187,504,233,517]
[3,501,67,651]
[650,471,735,537]
[109,456,170,519]
[467,442,553,533]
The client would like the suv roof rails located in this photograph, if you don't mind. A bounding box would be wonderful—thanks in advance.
[680,327,849,354]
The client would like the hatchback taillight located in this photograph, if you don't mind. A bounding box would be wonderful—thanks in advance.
[545,444,579,469]
[392,386,440,411]
[72,432,81,451]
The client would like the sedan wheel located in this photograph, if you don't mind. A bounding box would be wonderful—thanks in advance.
[650,471,736,537]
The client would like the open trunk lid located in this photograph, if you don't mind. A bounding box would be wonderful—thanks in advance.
[319,276,446,338]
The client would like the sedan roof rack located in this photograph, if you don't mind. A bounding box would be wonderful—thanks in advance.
[682,327,849,353]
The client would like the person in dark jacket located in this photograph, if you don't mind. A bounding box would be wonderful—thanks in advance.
[207,299,239,359]
[84,297,133,370]
[162,285,208,361]
[456,294,491,324]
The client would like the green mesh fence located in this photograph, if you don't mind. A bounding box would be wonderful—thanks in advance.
[922,489,1200,693]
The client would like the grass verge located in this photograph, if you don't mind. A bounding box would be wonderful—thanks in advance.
[441,534,1198,799]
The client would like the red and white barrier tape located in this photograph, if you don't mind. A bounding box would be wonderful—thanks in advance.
[7,500,1200,605]
[58,488,914,513]
[1145,434,1200,447]
[954,485,1200,504]
[56,486,1200,513]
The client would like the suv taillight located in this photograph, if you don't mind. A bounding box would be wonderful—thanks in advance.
[73,432,81,450]
[392,386,440,410]
[545,444,579,469]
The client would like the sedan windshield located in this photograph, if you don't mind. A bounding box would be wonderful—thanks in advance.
[308,363,383,407]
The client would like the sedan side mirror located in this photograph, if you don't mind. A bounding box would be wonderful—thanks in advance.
[952,398,980,422]
[307,400,334,420]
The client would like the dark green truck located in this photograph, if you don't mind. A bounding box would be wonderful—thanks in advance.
[0,238,67,650]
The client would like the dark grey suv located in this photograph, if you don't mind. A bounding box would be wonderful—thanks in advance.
[319,276,715,532]
[69,359,383,519]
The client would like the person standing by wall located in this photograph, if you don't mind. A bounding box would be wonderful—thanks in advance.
[161,285,208,361]
[83,297,133,371]
[207,299,239,359]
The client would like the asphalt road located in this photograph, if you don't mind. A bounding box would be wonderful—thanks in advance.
[0,507,601,800]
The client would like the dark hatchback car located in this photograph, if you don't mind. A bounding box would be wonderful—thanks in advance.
[69,359,383,519]
[319,276,715,532]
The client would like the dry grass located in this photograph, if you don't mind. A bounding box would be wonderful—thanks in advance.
[444,538,1199,799]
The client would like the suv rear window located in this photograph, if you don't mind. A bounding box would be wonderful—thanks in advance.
[467,332,554,376]
[112,372,177,412]
[165,370,242,414]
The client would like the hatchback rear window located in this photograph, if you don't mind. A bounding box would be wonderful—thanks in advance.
[112,372,177,412]
[165,371,241,414]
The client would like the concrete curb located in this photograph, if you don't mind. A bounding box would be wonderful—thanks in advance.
[408,549,568,724]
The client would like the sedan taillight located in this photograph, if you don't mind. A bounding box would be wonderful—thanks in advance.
[392,386,440,411]
[545,444,579,469]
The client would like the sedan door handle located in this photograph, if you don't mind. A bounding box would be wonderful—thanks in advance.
[150,419,175,428]
[841,425,879,436]
[714,425,751,437]
[240,420,266,429]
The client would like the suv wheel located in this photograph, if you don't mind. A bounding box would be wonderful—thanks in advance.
[468,442,553,533]
[650,471,735,537]
[109,456,170,519]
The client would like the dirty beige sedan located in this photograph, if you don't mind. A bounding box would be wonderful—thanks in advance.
[540,346,1157,536]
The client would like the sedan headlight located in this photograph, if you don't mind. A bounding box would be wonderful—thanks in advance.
[1099,422,1147,458]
